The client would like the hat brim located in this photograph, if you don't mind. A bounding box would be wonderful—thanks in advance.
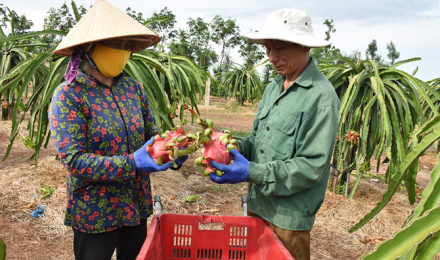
[245,31,331,48]
[52,0,160,56]
[53,35,159,56]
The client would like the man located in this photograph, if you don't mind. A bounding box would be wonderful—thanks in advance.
[209,9,340,260]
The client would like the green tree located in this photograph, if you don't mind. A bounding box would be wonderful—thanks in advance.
[365,39,386,65]
[323,19,337,55]
[126,7,176,52]
[386,41,400,65]
[207,16,241,98]
[168,17,219,70]
[187,17,218,70]
[365,39,378,60]
[42,2,87,45]
[0,4,34,36]
[310,18,340,63]
[168,29,194,60]
[238,33,264,70]
[211,15,241,68]
[147,7,176,49]
[211,53,233,98]
[125,7,146,23]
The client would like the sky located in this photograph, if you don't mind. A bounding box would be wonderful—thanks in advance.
[2,0,440,81]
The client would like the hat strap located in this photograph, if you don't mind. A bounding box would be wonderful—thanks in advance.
[64,46,100,85]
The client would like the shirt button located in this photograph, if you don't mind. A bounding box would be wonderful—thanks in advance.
[275,102,279,106]
[266,127,270,131]
[260,150,264,154]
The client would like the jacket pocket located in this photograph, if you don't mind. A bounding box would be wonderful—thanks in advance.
[269,113,299,159]
[256,107,270,120]
[255,107,270,141]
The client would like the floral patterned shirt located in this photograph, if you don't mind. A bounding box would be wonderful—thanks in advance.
[49,70,158,233]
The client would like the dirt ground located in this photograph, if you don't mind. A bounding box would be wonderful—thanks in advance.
[0,96,438,260]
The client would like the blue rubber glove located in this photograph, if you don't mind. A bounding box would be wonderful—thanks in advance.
[209,149,250,184]
[134,137,174,173]
[171,148,189,170]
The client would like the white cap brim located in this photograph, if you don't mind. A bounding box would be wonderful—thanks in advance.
[245,30,331,48]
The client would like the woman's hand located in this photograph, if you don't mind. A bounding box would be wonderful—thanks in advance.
[133,137,174,173]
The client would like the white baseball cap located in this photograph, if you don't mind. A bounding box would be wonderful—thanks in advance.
[245,9,331,48]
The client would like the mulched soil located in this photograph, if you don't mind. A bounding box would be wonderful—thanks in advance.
[0,96,439,259]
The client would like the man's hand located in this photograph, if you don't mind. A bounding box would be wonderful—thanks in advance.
[133,137,173,173]
[209,149,250,184]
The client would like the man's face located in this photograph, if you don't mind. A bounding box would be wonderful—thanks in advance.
[263,40,309,77]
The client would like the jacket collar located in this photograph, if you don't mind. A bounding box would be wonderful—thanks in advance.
[77,70,124,87]
[275,58,317,89]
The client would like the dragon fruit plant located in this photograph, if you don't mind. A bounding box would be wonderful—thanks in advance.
[188,109,239,177]
[146,125,198,168]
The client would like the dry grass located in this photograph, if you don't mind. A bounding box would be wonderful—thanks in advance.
[312,185,414,259]
[0,98,439,259]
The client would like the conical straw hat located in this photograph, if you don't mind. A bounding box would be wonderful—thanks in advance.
[53,0,160,56]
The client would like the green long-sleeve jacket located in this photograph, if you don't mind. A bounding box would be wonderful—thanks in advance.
[239,58,339,231]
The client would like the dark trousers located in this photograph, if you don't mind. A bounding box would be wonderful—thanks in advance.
[73,219,147,260]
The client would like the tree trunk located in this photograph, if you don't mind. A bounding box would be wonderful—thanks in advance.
[7,104,13,119]
[205,76,211,109]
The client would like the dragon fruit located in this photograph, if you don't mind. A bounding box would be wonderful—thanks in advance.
[188,109,238,176]
[345,130,359,144]
[160,125,198,150]
[2,101,8,109]
[146,125,197,167]
[195,131,237,176]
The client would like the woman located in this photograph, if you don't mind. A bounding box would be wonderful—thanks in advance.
[49,1,187,259]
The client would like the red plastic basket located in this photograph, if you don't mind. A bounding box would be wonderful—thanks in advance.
[137,213,294,260]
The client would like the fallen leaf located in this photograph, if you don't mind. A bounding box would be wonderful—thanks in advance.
[169,196,176,200]
[23,201,37,209]
[360,236,386,245]
[202,209,220,213]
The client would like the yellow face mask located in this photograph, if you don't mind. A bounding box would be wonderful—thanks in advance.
[91,44,131,78]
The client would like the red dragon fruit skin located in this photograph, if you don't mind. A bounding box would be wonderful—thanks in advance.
[145,126,198,165]
[145,135,173,165]
[162,126,193,150]
[188,109,239,176]
[201,138,233,173]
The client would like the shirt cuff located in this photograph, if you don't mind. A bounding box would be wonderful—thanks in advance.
[247,162,265,184]
[127,154,140,179]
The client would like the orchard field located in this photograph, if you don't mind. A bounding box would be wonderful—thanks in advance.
[0,97,438,260]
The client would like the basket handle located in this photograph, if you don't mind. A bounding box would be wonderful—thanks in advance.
[199,214,225,224]
[198,214,226,230]
[242,195,247,216]
[154,195,162,215]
